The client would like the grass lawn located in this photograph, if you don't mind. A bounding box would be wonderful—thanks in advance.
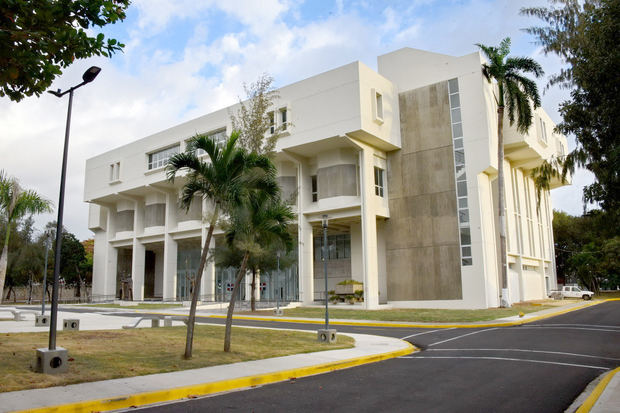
[0,325,353,393]
[244,303,556,323]
[80,303,183,310]
[596,291,620,299]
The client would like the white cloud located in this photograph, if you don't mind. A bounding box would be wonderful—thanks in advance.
[0,0,593,240]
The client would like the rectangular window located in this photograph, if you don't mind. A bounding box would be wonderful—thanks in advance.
[539,118,548,144]
[194,128,227,156]
[148,145,179,170]
[375,92,383,120]
[269,112,275,134]
[109,162,120,182]
[374,167,384,197]
[311,175,318,202]
[280,108,287,131]
[314,234,351,261]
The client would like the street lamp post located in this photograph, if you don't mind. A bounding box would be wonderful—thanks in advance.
[35,66,101,374]
[317,215,336,343]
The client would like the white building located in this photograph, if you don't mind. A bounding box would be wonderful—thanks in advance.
[84,48,568,309]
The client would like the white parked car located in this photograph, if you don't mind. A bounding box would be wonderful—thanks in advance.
[549,285,595,300]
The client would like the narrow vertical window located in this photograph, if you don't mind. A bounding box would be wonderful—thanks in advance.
[448,78,472,266]
[374,167,384,197]
[280,108,287,131]
[109,162,120,182]
[375,92,383,120]
[268,112,275,134]
[311,175,318,202]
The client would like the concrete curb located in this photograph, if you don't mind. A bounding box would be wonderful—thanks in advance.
[575,367,620,413]
[143,299,613,329]
[10,339,416,413]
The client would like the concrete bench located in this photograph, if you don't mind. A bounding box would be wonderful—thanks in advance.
[0,308,39,321]
[122,316,174,329]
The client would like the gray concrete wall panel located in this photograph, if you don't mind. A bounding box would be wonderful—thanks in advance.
[385,81,462,301]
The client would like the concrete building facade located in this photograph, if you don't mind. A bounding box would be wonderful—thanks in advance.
[84,48,568,309]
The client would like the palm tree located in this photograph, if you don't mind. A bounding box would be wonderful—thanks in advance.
[166,131,278,359]
[477,38,544,307]
[222,191,294,352]
[0,171,52,303]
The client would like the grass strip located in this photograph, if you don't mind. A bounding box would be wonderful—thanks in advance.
[0,325,353,393]
[242,303,555,323]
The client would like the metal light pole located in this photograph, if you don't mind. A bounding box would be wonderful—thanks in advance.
[35,66,101,374]
[317,215,336,342]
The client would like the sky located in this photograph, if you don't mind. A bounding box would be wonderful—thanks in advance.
[0,0,594,241]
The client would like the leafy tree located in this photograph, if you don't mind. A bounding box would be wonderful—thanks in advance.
[59,231,88,297]
[1,0,130,102]
[476,38,544,307]
[0,170,52,303]
[167,131,279,359]
[229,74,292,306]
[230,74,287,156]
[522,1,620,224]
[223,191,294,352]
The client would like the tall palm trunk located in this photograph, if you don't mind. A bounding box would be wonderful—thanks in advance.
[0,229,10,304]
[497,105,509,307]
[224,251,250,352]
[250,268,256,312]
[184,205,219,359]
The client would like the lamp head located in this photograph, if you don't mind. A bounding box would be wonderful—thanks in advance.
[322,214,328,228]
[82,66,101,83]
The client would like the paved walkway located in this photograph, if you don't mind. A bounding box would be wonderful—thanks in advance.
[0,300,617,412]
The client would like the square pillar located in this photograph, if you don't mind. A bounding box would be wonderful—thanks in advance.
[132,240,146,301]
[299,216,314,305]
[359,146,380,309]
[104,207,117,298]
[201,225,216,301]
[162,235,178,301]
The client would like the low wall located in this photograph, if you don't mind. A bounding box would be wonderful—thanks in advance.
[2,285,91,304]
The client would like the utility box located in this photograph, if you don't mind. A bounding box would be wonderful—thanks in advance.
[35,314,50,327]
[35,347,68,374]
[163,316,172,327]
[273,308,284,316]
[63,319,80,331]
[317,329,337,343]
[151,319,160,328]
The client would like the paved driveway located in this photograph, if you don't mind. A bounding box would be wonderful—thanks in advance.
[131,301,620,412]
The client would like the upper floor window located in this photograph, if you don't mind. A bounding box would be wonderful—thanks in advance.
[556,137,565,157]
[195,128,227,155]
[148,145,179,170]
[280,108,288,131]
[374,167,384,197]
[109,162,120,182]
[539,117,548,144]
[375,91,383,120]
[371,88,384,124]
[311,175,318,202]
[269,112,275,134]
[313,234,351,260]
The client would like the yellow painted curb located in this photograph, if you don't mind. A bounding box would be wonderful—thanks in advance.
[144,299,610,330]
[14,342,416,413]
[576,366,620,413]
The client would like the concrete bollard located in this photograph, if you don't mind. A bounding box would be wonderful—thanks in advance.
[151,319,160,328]
[317,329,337,343]
[163,316,173,327]
[63,319,80,331]
[35,314,50,327]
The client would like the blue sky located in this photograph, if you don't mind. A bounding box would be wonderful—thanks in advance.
[0,0,592,240]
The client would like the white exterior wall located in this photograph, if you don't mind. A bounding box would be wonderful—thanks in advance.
[86,47,567,308]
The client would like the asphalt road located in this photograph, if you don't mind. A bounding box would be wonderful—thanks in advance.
[113,301,620,413]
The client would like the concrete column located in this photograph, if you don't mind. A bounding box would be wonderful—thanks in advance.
[162,192,178,301]
[201,223,216,301]
[104,207,118,298]
[299,218,314,305]
[359,146,380,309]
[162,235,177,301]
[132,240,146,300]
